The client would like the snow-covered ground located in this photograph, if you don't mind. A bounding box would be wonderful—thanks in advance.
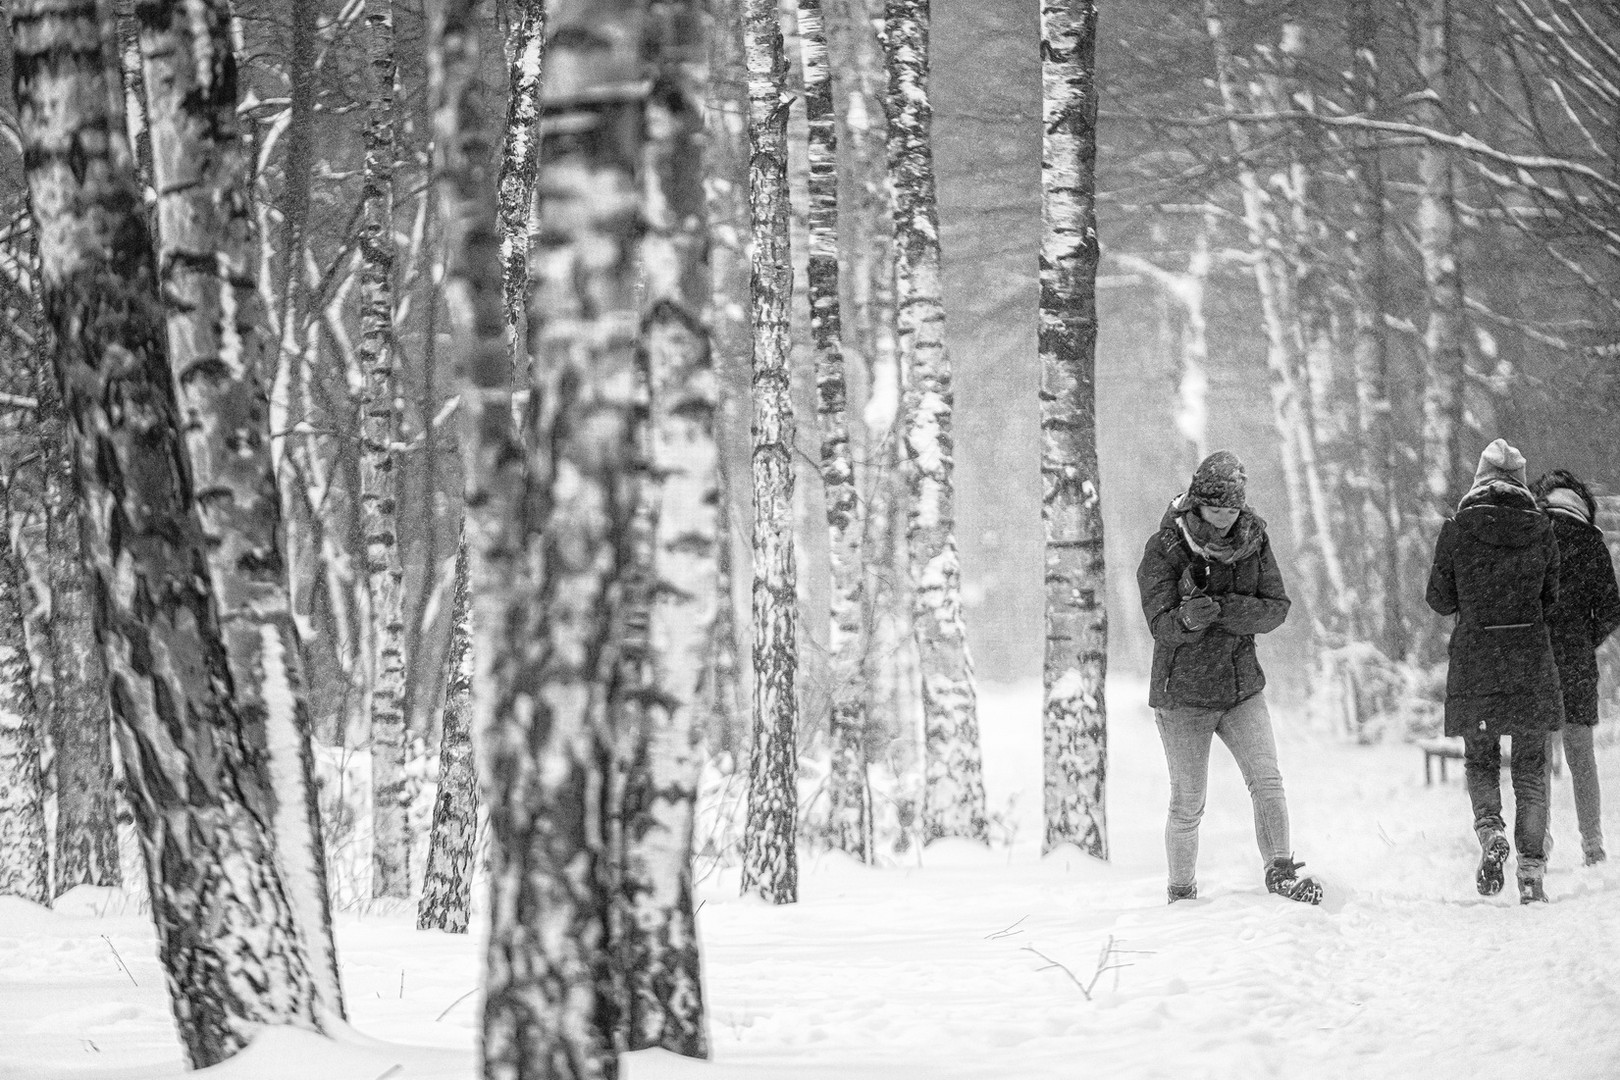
[5,677,1620,1080]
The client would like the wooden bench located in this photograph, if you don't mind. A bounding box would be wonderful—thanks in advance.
[1418,735,1564,785]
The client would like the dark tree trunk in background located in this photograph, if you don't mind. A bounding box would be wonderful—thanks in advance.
[741,0,800,905]
[1038,0,1107,860]
[1346,0,1408,669]
[880,0,987,845]
[416,534,476,933]
[1417,0,1469,515]
[12,0,321,1065]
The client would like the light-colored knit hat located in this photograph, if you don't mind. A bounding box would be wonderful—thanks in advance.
[1472,438,1528,489]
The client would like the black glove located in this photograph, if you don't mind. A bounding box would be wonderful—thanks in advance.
[1179,594,1220,632]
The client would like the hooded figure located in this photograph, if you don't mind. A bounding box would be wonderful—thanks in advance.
[1532,469,1620,865]
[1426,438,1563,903]
[1136,450,1321,906]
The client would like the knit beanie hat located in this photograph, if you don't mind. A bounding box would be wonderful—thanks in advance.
[1188,450,1247,509]
[1472,438,1528,490]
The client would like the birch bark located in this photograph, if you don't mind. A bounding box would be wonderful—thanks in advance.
[12,0,321,1064]
[358,0,411,901]
[880,0,987,844]
[435,0,638,1073]
[0,433,48,905]
[741,0,800,904]
[798,0,871,863]
[17,259,121,897]
[615,0,716,1054]
[134,0,343,1015]
[496,0,545,369]
[1038,0,1107,859]
[416,534,476,933]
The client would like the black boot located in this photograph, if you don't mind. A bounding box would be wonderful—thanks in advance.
[1265,856,1323,905]
[1517,876,1548,904]
[1167,882,1198,904]
[1476,831,1510,896]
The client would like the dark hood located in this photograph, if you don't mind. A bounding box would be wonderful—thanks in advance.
[1456,482,1546,549]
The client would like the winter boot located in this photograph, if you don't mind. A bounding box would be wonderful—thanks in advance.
[1475,830,1511,896]
[1584,849,1606,867]
[1167,882,1198,904]
[1517,875,1548,904]
[1264,856,1323,905]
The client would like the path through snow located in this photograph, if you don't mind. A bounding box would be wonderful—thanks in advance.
[2,678,1618,1079]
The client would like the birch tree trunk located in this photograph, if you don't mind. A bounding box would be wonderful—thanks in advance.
[112,0,151,192]
[1039,0,1107,860]
[0,451,48,905]
[880,0,987,845]
[497,0,545,370]
[134,0,343,1016]
[436,0,637,1073]
[617,4,716,1051]
[702,0,749,764]
[1346,0,1407,664]
[1417,0,1469,514]
[12,0,322,1064]
[359,0,411,901]
[416,534,476,933]
[798,0,871,863]
[742,0,800,904]
[15,248,121,897]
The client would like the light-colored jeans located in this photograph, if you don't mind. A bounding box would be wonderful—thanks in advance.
[1154,692,1291,890]
[1548,726,1604,860]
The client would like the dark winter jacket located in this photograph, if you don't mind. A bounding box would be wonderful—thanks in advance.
[1138,500,1290,711]
[1425,481,1565,737]
[1543,511,1620,726]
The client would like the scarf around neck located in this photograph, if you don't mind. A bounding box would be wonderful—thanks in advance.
[1175,500,1264,564]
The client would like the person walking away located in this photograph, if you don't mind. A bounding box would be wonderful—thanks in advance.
[1532,469,1620,866]
[1137,450,1322,905]
[1426,439,1564,904]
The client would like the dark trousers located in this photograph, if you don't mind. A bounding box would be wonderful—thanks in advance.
[1464,731,1549,877]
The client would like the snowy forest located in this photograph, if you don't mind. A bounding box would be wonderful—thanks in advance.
[1,0,1619,1077]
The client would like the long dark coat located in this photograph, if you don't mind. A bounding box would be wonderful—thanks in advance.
[1544,511,1620,726]
[1426,482,1564,737]
[1138,502,1290,711]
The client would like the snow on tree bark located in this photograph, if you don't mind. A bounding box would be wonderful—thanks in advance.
[416,534,477,933]
[741,0,800,905]
[11,0,321,1065]
[798,0,871,863]
[436,0,634,1073]
[358,0,411,902]
[614,0,716,1056]
[0,436,49,905]
[497,0,546,370]
[880,0,987,845]
[1038,0,1107,860]
[1417,0,1469,514]
[133,0,344,1016]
